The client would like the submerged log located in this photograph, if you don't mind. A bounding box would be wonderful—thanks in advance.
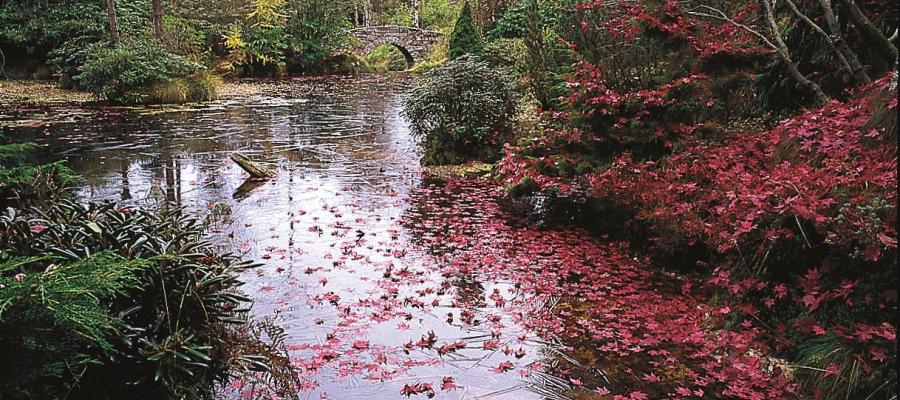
[231,153,274,178]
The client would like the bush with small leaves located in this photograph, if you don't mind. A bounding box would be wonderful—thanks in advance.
[403,56,516,165]
[74,39,211,104]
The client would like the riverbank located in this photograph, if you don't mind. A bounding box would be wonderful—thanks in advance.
[0,80,94,105]
[0,77,387,107]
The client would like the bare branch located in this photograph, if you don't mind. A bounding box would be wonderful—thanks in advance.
[686,5,777,50]
[841,0,898,63]
[761,0,830,104]
[781,0,863,81]
[690,1,830,104]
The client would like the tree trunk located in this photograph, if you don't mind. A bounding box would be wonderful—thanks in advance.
[841,0,897,64]
[411,0,421,28]
[816,0,869,82]
[784,0,870,83]
[152,0,165,40]
[106,0,120,44]
[762,0,830,105]
[363,0,370,26]
[524,0,550,108]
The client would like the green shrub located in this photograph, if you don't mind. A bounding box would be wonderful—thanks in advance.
[223,24,290,77]
[47,35,104,88]
[403,56,517,165]
[448,1,483,59]
[284,0,352,73]
[482,37,529,92]
[485,0,567,40]
[74,39,207,104]
[0,201,265,398]
[0,253,149,398]
[421,0,454,29]
[0,139,77,209]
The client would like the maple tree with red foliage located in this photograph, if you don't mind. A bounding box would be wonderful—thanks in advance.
[498,0,898,398]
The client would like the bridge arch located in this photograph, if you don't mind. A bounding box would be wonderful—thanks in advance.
[349,26,443,66]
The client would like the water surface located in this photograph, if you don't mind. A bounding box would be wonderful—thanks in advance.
[4,75,558,399]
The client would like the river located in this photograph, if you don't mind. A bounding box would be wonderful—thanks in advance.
[4,75,568,399]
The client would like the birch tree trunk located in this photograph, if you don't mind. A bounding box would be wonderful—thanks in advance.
[411,0,421,28]
[363,0,370,26]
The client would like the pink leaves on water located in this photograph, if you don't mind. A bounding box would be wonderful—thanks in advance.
[440,376,456,391]
[400,382,434,398]
[351,340,369,351]
[492,361,515,373]
[436,341,466,356]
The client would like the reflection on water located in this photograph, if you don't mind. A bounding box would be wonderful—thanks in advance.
[5,75,552,399]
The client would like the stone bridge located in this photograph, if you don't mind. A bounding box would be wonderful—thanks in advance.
[349,26,443,65]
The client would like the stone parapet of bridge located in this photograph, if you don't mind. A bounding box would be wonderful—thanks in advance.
[349,26,443,65]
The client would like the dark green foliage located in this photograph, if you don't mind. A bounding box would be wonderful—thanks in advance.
[223,23,291,76]
[47,35,103,88]
[523,0,550,108]
[0,1,105,48]
[0,0,156,80]
[0,200,261,398]
[74,38,205,103]
[0,138,77,209]
[482,38,527,76]
[285,0,353,73]
[485,0,566,40]
[489,0,571,108]
[403,56,516,165]
[448,2,483,59]
[0,253,149,398]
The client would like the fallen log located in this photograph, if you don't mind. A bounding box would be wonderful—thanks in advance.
[231,153,274,178]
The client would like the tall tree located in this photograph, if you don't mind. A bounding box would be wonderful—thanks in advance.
[411,0,420,28]
[840,0,898,66]
[152,0,165,40]
[106,0,120,44]
[449,1,483,59]
[523,0,549,107]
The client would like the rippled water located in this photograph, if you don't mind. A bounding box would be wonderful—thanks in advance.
[4,75,557,399]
